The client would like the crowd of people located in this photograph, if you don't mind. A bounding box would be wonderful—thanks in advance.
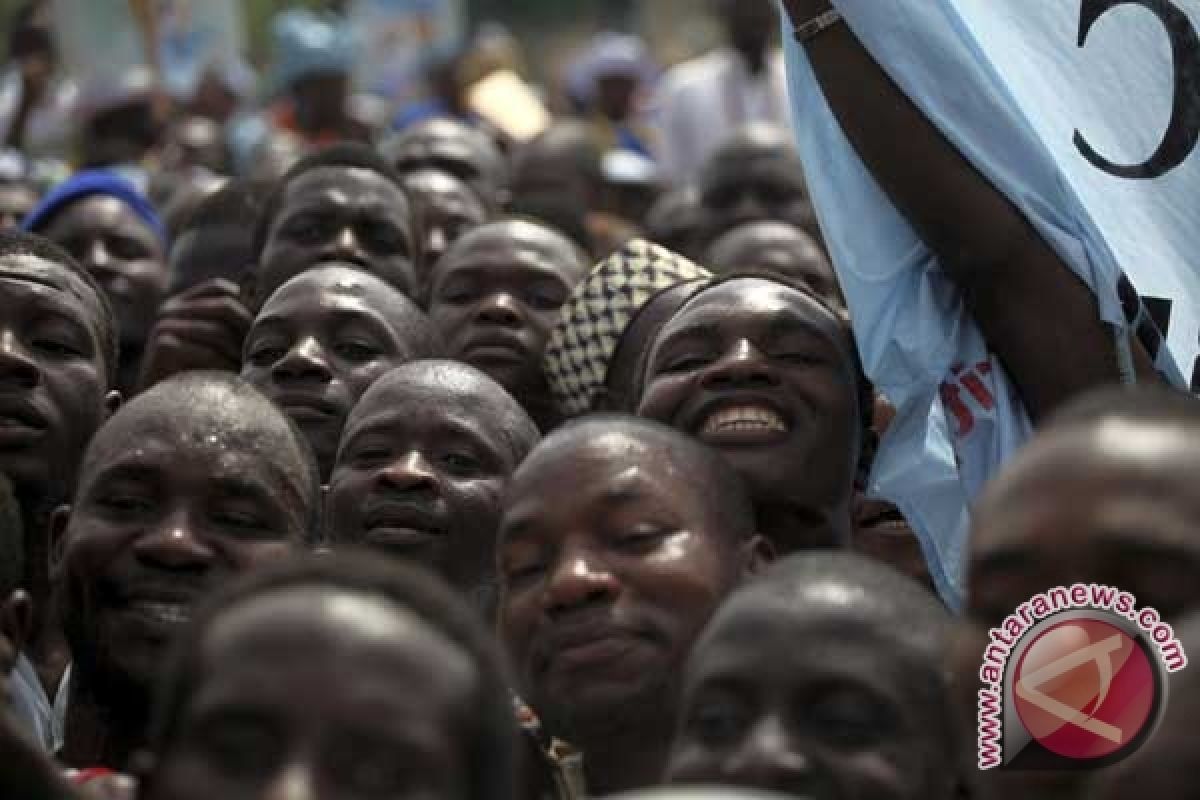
[0,0,1196,798]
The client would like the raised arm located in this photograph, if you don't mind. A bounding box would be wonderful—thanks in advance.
[781,0,1159,421]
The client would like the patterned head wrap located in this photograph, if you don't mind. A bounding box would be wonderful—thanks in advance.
[544,238,711,417]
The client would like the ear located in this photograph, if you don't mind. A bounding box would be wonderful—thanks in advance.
[103,390,123,419]
[738,534,776,580]
[46,505,71,585]
[0,589,33,656]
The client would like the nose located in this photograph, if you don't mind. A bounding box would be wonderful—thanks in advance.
[379,450,439,493]
[262,761,318,800]
[475,292,522,328]
[133,508,215,571]
[726,714,814,793]
[271,337,333,386]
[543,542,620,618]
[321,225,369,266]
[701,338,779,390]
[0,330,39,389]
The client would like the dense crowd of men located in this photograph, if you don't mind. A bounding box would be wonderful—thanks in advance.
[0,0,1196,798]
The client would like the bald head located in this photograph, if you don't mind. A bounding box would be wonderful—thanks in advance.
[384,118,507,209]
[514,415,755,543]
[724,551,950,654]
[343,360,539,465]
[435,218,587,279]
[706,222,838,306]
[79,373,320,526]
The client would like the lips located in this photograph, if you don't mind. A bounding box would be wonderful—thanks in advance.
[461,333,528,364]
[273,392,342,424]
[362,500,446,551]
[0,399,48,446]
[695,401,790,446]
[111,583,204,634]
[534,619,649,677]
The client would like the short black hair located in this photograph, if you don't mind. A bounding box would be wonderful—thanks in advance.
[532,414,756,544]
[252,142,409,262]
[78,371,322,541]
[147,553,516,800]
[0,473,23,599]
[1048,384,1200,431]
[0,231,119,386]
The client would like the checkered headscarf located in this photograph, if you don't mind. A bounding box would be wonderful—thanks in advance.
[544,238,712,417]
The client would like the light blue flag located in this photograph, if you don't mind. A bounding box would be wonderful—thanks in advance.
[781,0,1198,608]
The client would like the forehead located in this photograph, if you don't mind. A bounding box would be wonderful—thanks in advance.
[512,432,701,508]
[0,256,105,328]
[283,167,407,208]
[438,225,579,273]
[660,279,844,342]
[347,380,507,438]
[82,405,306,494]
[198,587,476,700]
[260,268,406,318]
[971,433,1200,558]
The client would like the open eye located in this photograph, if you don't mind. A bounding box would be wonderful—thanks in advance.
[247,342,287,367]
[659,353,712,374]
[614,525,669,553]
[32,338,83,358]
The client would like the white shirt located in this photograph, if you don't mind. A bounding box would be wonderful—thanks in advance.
[8,655,69,753]
[651,47,791,181]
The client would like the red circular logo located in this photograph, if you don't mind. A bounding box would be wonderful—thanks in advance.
[1013,617,1158,760]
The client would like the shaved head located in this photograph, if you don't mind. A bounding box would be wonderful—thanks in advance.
[517,415,756,544]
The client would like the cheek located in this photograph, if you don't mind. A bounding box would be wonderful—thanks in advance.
[225,539,296,570]
[636,375,691,424]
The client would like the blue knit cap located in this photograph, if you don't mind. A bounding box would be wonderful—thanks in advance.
[22,169,166,245]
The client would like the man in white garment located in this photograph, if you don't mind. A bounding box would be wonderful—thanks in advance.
[652,0,791,181]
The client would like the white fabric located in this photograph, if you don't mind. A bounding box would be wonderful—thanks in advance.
[781,0,1195,607]
[651,47,790,180]
[8,655,68,753]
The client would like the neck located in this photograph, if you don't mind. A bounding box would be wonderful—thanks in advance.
[758,501,852,552]
[61,671,147,770]
[581,714,675,794]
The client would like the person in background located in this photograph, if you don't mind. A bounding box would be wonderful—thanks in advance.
[497,415,770,795]
[251,143,419,307]
[697,125,818,248]
[666,552,967,799]
[565,32,658,159]
[137,180,266,389]
[0,174,37,231]
[399,168,490,300]
[952,385,1200,800]
[652,0,790,180]
[265,9,368,148]
[645,185,711,263]
[382,117,510,215]
[24,169,168,394]
[136,554,517,800]
[241,265,443,481]
[426,219,589,432]
[51,372,319,772]
[0,2,75,160]
[706,221,838,308]
[326,360,540,614]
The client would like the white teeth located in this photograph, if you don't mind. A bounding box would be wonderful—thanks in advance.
[701,406,788,435]
[132,601,191,626]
